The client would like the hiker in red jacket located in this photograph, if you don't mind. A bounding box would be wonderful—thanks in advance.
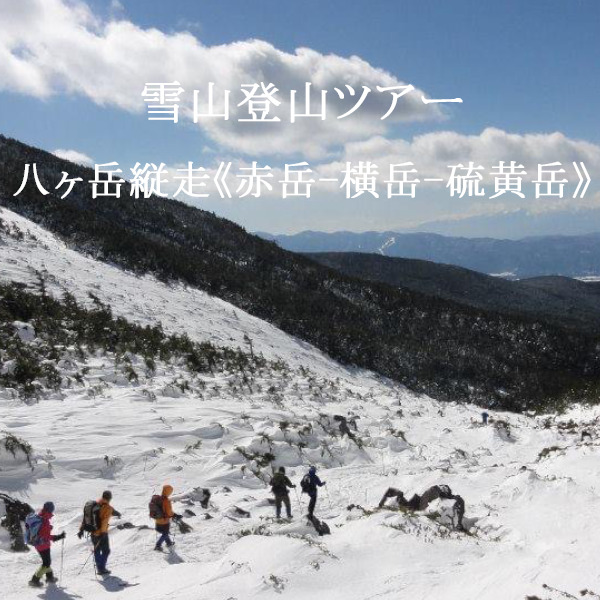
[28,502,66,588]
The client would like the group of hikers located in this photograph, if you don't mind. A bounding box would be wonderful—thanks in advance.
[23,464,464,588]
[269,465,326,520]
[25,487,178,587]
[23,467,327,587]
[25,490,122,587]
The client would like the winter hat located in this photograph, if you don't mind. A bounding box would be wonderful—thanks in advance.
[43,501,55,514]
[102,490,112,501]
[309,466,317,474]
[279,467,286,474]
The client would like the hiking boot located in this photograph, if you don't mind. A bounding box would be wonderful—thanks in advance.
[97,568,111,575]
[46,572,58,584]
[154,544,163,552]
[29,576,43,588]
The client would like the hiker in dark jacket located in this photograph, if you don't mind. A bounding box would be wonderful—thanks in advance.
[303,466,326,518]
[28,502,66,588]
[270,467,296,519]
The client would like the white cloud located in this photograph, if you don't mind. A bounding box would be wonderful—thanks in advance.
[120,128,600,207]
[319,127,600,184]
[527,190,600,214]
[3,0,596,223]
[52,148,94,165]
[0,0,443,158]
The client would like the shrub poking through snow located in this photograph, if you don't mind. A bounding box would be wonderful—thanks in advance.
[0,281,279,400]
[1,432,34,469]
[0,493,33,552]
[537,446,563,461]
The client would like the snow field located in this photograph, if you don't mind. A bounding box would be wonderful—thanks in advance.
[2,207,600,599]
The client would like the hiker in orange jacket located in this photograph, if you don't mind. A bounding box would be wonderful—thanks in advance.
[152,485,180,551]
[79,490,121,575]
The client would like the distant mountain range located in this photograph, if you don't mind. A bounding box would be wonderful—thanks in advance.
[407,207,600,240]
[258,230,600,278]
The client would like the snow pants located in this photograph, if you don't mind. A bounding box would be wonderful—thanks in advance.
[275,493,292,518]
[92,533,110,571]
[34,548,52,579]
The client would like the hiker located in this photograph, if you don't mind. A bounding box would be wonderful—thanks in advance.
[482,411,489,425]
[149,485,181,551]
[270,467,296,519]
[78,490,121,575]
[378,484,466,530]
[27,502,66,587]
[301,466,326,518]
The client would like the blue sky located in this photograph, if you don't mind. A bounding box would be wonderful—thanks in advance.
[118,0,599,141]
[0,0,598,234]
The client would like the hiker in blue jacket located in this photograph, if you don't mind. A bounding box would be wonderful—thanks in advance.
[302,466,326,518]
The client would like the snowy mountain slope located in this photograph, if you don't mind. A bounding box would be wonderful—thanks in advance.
[0,207,358,379]
[2,209,600,600]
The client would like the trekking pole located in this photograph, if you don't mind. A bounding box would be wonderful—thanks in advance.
[77,538,99,577]
[60,538,65,583]
[92,542,98,579]
[77,548,94,576]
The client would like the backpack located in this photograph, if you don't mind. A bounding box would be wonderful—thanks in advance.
[24,513,43,546]
[81,500,101,533]
[300,474,312,494]
[149,495,164,520]
[271,473,287,495]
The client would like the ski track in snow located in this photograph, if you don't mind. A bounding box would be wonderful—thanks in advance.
[1,207,600,600]
[377,236,396,256]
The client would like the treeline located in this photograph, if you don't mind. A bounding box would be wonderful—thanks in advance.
[0,280,266,398]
